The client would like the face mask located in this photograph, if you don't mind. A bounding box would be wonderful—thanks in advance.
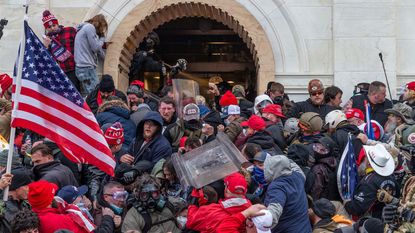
[273,96,284,105]
[110,204,124,215]
[176,216,187,229]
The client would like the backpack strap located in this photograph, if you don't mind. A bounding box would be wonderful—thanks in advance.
[141,212,152,233]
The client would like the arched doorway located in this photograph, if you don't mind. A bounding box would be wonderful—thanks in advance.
[102,1,276,93]
[131,17,257,99]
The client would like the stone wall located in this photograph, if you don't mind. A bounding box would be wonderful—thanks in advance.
[0,0,414,103]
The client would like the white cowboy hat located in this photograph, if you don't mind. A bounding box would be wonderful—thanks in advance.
[363,144,395,176]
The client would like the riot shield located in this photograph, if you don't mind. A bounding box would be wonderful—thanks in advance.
[172,79,200,119]
[172,133,247,189]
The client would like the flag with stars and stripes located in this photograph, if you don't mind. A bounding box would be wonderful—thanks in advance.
[12,21,115,176]
[337,134,358,201]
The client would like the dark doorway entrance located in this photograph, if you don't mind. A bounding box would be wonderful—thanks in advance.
[132,17,257,99]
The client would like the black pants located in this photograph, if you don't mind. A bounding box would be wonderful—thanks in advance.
[66,70,81,92]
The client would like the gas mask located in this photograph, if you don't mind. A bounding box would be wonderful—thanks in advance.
[134,183,165,212]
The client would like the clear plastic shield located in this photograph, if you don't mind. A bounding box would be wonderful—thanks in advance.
[172,133,247,189]
[172,79,200,119]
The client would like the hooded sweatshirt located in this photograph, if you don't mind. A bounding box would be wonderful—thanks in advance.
[74,23,105,68]
[264,155,311,233]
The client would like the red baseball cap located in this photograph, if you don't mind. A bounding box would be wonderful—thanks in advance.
[240,115,266,131]
[262,104,286,118]
[406,81,415,92]
[345,108,364,121]
[224,172,247,195]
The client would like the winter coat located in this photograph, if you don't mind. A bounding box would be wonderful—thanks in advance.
[164,119,203,151]
[224,117,245,142]
[351,94,392,127]
[344,171,399,219]
[306,156,341,201]
[264,155,311,233]
[32,160,78,189]
[131,104,152,127]
[216,212,247,233]
[186,197,252,233]
[93,193,123,233]
[312,215,353,233]
[331,123,363,157]
[237,97,253,119]
[287,98,336,119]
[0,99,12,141]
[0,199,31,233]
[96,99,136,149]
[74,22,105,68]
[122,206,180,233]
[247,130,283,155]
[86,87,128,115]
[264,120,287,151]
[128,111,172,173]
[34,207,90,233]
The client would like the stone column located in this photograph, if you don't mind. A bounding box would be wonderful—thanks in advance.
[333,0,397,101]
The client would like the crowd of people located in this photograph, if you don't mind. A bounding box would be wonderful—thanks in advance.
[0,9,414,233]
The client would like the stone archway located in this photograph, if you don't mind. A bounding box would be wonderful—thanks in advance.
[102,0,276,93]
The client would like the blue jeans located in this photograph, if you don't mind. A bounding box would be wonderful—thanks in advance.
[75,66,98,97]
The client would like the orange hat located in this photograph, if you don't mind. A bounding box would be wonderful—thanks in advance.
[219,91,238,107]
[224,172,247,195]
[28,180,58,210]
[262,104,286,118]
[0,74,12,97]
[241,115,266,131]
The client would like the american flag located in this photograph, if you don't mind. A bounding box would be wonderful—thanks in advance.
[364,100,375,140]
[12,21,115,176]
[337,134,358,201]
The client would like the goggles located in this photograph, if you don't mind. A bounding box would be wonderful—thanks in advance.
[311,91,323,96]
[137,183,161,201]
[104,190,128,201]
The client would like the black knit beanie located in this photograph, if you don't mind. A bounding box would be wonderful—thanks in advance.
[99,75,115,92]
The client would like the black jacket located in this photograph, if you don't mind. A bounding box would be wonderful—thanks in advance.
[247,130,283,155]
[264,120,287,151]
[0,198,31,233]
[33,161,78,189]
[331,123,363,158]
[85,87,127,115]
[306,156,341,201]
[344,171,398,219]
[351,94,392,127]
[287,98,336,119]
[238,97,254,119]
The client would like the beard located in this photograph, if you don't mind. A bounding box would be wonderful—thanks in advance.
[384,120,397,134]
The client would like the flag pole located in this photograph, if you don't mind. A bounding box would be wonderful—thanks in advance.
[3,1,28,201]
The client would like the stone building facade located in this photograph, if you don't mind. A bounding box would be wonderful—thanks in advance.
[1,0,414,102]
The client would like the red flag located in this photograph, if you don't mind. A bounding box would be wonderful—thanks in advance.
[12,21,115,175]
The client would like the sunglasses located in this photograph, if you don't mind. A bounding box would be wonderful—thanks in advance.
[311,91,323,96]
[104,191,128,201]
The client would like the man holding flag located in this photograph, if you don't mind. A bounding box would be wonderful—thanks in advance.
[344,144,398,220]
[3,8,115,202]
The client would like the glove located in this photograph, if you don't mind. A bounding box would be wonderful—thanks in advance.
[377,189,394,203]
[400,208,415,223]
[382,204,398,224]
[189,188,207,206]
[123,170,137,183]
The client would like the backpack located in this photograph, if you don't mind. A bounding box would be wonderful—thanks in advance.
[139,200,177,233]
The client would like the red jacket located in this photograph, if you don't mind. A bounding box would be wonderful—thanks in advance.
[186,197,251,233]
[33,207,90,233]
[216,213,246,233]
